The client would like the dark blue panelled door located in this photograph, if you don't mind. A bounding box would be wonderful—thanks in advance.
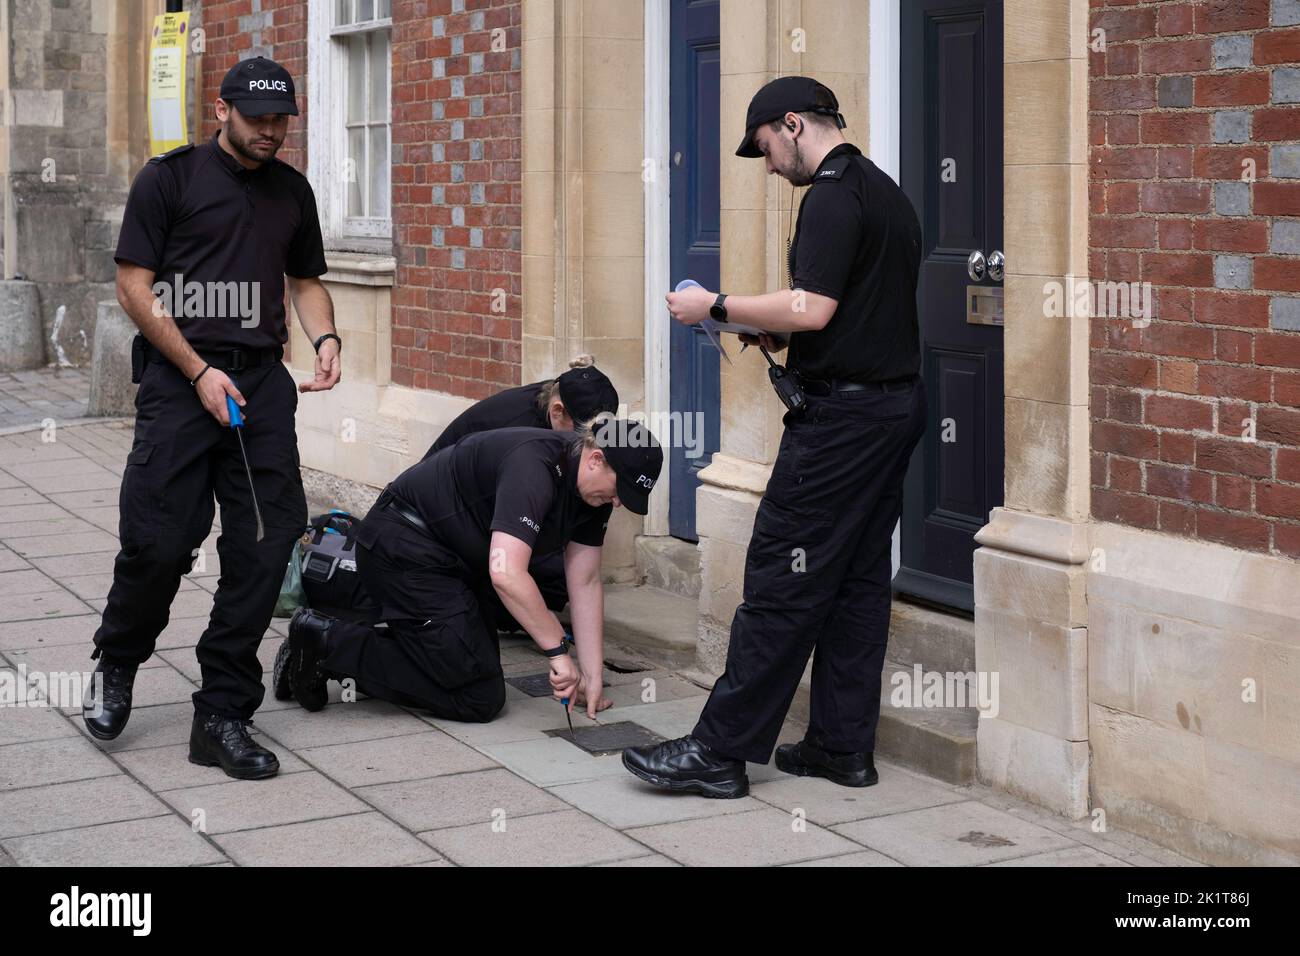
[668,0,721,541]
[896,0,1005,612]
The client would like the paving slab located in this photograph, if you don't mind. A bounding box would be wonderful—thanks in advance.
[0,734,122,791]
[0,517,101,539]
[215,811,444,867]
[0,775,171,839]
[252,699,435,750]
[358,768,566,832]
[160,771,370,835]
[985,845,1134,866]
[30,551,120,578]
[420,809,647,867]
[299,730,497,787]
[785,849,903,866]
[628,806,864,867]
[115,742,312,792]
[749,762,967,826]
[0,504,71,525]
[0,613,102,651]
[1,814,227,867]
[0,568,57,597]
[0,696,83,745]
[479,736,631,788]
[549,774,765,829]
[0,547,32,573]
[832,800,1079,867]
[4,530,121,558]
[0,487,45,506]
[0,588,92,622]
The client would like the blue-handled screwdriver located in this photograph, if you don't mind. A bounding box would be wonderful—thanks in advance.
[558,631,575,733]
[226,394,265,543]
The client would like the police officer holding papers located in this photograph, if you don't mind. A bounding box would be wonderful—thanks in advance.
[623,76,927,798]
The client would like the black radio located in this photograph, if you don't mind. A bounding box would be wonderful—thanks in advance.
[761,347,807,413]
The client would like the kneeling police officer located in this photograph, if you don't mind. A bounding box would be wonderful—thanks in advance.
[283,417,662,722]
[418,356,620,629]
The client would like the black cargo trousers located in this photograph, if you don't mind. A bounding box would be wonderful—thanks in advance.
[91,349,307,720]
[693,376,928,763]
[317,501,508,724]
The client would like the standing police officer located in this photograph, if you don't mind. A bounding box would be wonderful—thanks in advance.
[623,76,926,798]
[83,58,341,780]
[284,418,662,724]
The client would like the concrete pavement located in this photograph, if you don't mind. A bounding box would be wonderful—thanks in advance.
[0,371,1198,866]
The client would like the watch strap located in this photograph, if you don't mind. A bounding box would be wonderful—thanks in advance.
[313,332,342,353]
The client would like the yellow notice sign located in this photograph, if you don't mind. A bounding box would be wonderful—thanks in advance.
[148,12,190,155]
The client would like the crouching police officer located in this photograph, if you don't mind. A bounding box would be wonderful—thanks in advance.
[283,418,662,723]
[624,76,926,798]
[82,58,341,780]
[420,355,619,461]
[418,355,620,627]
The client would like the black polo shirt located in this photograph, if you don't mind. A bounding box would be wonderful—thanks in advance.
[392,427,611,576]
[785,143,922,383]
[114,131,328,352]
[421,382,549,461]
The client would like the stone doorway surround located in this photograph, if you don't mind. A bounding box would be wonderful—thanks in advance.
[519,0,648,583]
[971,0,1093,818]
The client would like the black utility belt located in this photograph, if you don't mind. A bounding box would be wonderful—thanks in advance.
[133,333,284,381]
[376,486,431,535]
[795,373,917,397]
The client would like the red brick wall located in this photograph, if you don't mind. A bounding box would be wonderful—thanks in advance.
[196,0,310,174]
[390,0,522,400]
[1088,0,1300,557]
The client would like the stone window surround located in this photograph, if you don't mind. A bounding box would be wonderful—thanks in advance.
[306,0,394,247]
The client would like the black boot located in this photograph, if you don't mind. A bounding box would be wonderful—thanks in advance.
[287,607,334,712]
[82,659,138,741]
[621,735,749,799]
[775,738,878,787]
[188,713,279,780]
[271,640,293,701]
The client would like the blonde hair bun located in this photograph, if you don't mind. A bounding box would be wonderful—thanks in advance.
[568,353,595,369]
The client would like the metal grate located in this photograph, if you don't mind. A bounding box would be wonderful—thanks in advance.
[505,673,555,698]
[544,721,667,757]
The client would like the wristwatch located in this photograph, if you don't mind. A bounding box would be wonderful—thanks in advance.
[313,332,342,353]
[542,643,569,658]
[709,293,729,322]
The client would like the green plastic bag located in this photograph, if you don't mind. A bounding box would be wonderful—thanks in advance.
[273,539,306,618]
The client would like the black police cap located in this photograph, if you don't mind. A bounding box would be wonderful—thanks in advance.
[593,419,663,517]
[735,75,845,158]
[219,56,299,117]
[557,366,619,423]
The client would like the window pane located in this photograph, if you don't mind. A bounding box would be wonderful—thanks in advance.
[369,125,389,220]
[347,127,366,217]
[358,0,374,21]
[379,0,391,18]
[369,30,388,118]
[335,0,351,26]
[346,34,365,123]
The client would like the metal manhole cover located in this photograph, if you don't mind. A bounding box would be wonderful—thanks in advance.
[505,673,555,698]
[544,721,666,756]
